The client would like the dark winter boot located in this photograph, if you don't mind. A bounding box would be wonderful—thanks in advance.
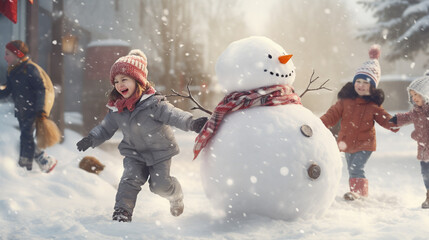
[344,178,368,201]
[422,190,429,209]
[112,208,132,222]
[170,198,184,217]
[18,157,33,171]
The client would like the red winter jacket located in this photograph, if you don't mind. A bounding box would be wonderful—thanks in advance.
[321,97,397,153]
[396,104,429,160]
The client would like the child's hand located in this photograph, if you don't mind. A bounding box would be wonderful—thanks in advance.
[37,110,47,120]
[190,117,208,133]
[76,136,93,152]
[389,115,397,124]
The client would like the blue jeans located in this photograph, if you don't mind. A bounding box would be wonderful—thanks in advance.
[345,151,372,179]
[420,161,429,190]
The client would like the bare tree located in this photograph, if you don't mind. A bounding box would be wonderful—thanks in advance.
[267,0,366,111]
[139,0,250,111]
[141,0,190,91]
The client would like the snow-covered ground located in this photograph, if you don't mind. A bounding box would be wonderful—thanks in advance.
[0,101,428,240]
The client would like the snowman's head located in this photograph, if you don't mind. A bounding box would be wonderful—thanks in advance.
[215,36,296,93]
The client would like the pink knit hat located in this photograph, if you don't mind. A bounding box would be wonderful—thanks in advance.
[353,45,381,87]
[110,49,148,86]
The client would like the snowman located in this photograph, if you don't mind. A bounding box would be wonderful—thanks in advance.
[194,36,342,221]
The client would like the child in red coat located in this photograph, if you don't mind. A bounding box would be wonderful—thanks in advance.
[321,45,397,201]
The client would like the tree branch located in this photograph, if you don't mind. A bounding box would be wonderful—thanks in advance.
[299,70,332,98]
[166,80,213,115]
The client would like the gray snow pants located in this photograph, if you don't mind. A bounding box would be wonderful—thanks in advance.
[114,157,183,214]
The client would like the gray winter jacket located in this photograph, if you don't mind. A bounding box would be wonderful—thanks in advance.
[89,94,193,165]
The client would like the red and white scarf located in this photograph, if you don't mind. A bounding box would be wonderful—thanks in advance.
[193,84,301,159]
[108,86,156,113]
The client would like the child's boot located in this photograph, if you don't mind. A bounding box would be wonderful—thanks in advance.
[422,190,429,209]
[169,196,184,217]
[344,178,368,201]
[112,208,132,222]
[18,157,33,171]
[35,152,57,173]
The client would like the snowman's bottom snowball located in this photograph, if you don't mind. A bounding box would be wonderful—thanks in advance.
[199,105,342,221]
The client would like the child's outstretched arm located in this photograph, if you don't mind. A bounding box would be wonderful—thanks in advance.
[152,97,207,133]
[374,107,400,132]
[76,111,118,151]
[392,111,413,127]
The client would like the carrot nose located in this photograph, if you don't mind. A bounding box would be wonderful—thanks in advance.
[278,54,293,64]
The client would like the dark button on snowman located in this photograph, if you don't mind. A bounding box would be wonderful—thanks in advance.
[197,36,342,221]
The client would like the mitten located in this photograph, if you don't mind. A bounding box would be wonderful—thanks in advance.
[37,110,48,120]
[76,136,93,152]
[389,115,397,124]
[190,117,208,133]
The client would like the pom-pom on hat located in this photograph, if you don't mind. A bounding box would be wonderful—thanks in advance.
[407,70,429,105]
[110,49,148,86]
[353,45,381,87]
[6,40,29,59]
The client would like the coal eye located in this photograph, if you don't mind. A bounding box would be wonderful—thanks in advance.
[307,163,321,180]
[268,54,272,59]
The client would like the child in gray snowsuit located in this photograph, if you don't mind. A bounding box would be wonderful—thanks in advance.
[391,71,429,209]
[76,49,207,222]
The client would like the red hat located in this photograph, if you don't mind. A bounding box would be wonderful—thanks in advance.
[6,40,29,59]
[110,49,148,86]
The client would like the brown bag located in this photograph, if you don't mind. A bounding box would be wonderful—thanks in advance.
[36,117,61,149]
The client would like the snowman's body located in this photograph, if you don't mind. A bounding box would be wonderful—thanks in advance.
[199,36,342,220]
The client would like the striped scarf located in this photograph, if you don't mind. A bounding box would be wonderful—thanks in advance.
[193,84,301,159]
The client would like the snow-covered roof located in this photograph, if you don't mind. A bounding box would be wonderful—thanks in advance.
[87,39,130,48]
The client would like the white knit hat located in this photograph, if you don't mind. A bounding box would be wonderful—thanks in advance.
[407,70,429,105]
[353,45,381,87]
